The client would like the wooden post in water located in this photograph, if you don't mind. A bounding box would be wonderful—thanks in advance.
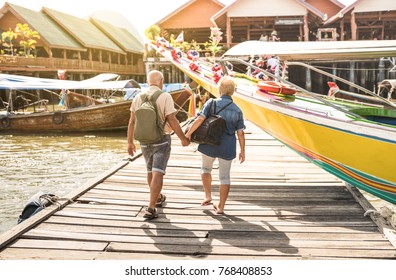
[305,66,312,91]
[332,63,337,82]
[378,58,386,88]
[349,61,355,92]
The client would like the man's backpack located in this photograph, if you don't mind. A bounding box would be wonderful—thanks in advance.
[134,90,164,144]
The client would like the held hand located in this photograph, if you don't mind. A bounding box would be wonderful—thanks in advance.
[127,143,136,156]
[181,137,190,147]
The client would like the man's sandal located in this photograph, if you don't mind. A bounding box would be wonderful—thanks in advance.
[143,207,158,220]
[156,193,166,207]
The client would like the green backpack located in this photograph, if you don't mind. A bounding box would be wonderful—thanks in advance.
[134,90,164,144]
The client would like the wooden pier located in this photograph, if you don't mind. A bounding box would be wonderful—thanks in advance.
[0,121,395,260]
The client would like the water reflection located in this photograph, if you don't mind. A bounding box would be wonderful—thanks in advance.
[0,132,128,234]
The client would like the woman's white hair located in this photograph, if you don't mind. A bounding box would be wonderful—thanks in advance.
[218,76,235,96]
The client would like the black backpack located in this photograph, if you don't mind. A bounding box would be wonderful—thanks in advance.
[188,99,233,146]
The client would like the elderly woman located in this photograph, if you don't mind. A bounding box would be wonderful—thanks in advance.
[185,76,246,214]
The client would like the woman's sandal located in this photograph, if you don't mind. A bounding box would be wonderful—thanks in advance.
[155,193,166,207]
[201,199,212,206]
[213,203,224,215]
[143,207,158,220]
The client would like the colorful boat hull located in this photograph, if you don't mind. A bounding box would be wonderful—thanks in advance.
[235,93,396,204]
[151,41,396,204]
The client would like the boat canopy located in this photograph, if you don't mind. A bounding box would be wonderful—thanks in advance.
[0,74,137,90]
[223,40,396,61]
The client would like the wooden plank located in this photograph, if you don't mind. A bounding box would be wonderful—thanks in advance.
[22,229,209,245]
[0,248,304,260]
[9,239,108,251]
[64,204,141,217]
[35,223,384,241]
[36,223,209,238]
[106,243,396,259]
[44,216,379,233]
[95,182,347,192]
[22,229,393,251]
[0,248,104,260]
[67,203,142,212]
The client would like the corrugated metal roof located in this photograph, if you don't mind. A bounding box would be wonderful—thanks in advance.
[42,7,125,54]
[4,3,84,51]
[353,0,396,13]
[90,18,143,54]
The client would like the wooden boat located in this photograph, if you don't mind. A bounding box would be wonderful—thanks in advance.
[0,74,192,133]
[149,38,396,205]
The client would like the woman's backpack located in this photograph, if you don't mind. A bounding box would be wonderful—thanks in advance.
[187,99,232,146]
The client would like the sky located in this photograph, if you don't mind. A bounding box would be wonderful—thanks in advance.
[0,0,357,37]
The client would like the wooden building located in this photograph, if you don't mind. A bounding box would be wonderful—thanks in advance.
[324,0,396,41]
[156,0,225,44]
[210,0,349,47]
[156,0,396,47]
[0,3,145,81]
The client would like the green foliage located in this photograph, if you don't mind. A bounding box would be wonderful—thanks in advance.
[1,29,17,55]
[144,25,161,41]
[189,40,202,52]
[1,23,40,57]
[15,23,40,57]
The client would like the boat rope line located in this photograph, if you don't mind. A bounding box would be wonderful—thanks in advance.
[270,129,396,194]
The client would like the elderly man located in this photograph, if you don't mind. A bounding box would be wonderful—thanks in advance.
[127,70,189,219]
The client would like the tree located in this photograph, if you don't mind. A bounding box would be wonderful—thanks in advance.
[144,25,161,41]
[15,23,40,57]
[1,29,17,55]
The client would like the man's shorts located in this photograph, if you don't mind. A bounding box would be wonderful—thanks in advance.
[141,135,171,174]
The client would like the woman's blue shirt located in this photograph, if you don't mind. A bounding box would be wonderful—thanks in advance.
[197,95,245,160]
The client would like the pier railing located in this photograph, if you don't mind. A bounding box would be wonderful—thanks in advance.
[0,55,145,75]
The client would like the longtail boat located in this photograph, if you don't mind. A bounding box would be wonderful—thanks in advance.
[150,39,396,205]
[0,74,192,133]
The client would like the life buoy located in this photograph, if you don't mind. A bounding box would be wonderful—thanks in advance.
[52,111,64,124]
[0,116,11,128]
[257,81,296,95]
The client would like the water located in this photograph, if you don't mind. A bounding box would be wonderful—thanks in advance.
[0,132,128,234]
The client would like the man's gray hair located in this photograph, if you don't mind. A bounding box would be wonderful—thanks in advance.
[147,70,164,86]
